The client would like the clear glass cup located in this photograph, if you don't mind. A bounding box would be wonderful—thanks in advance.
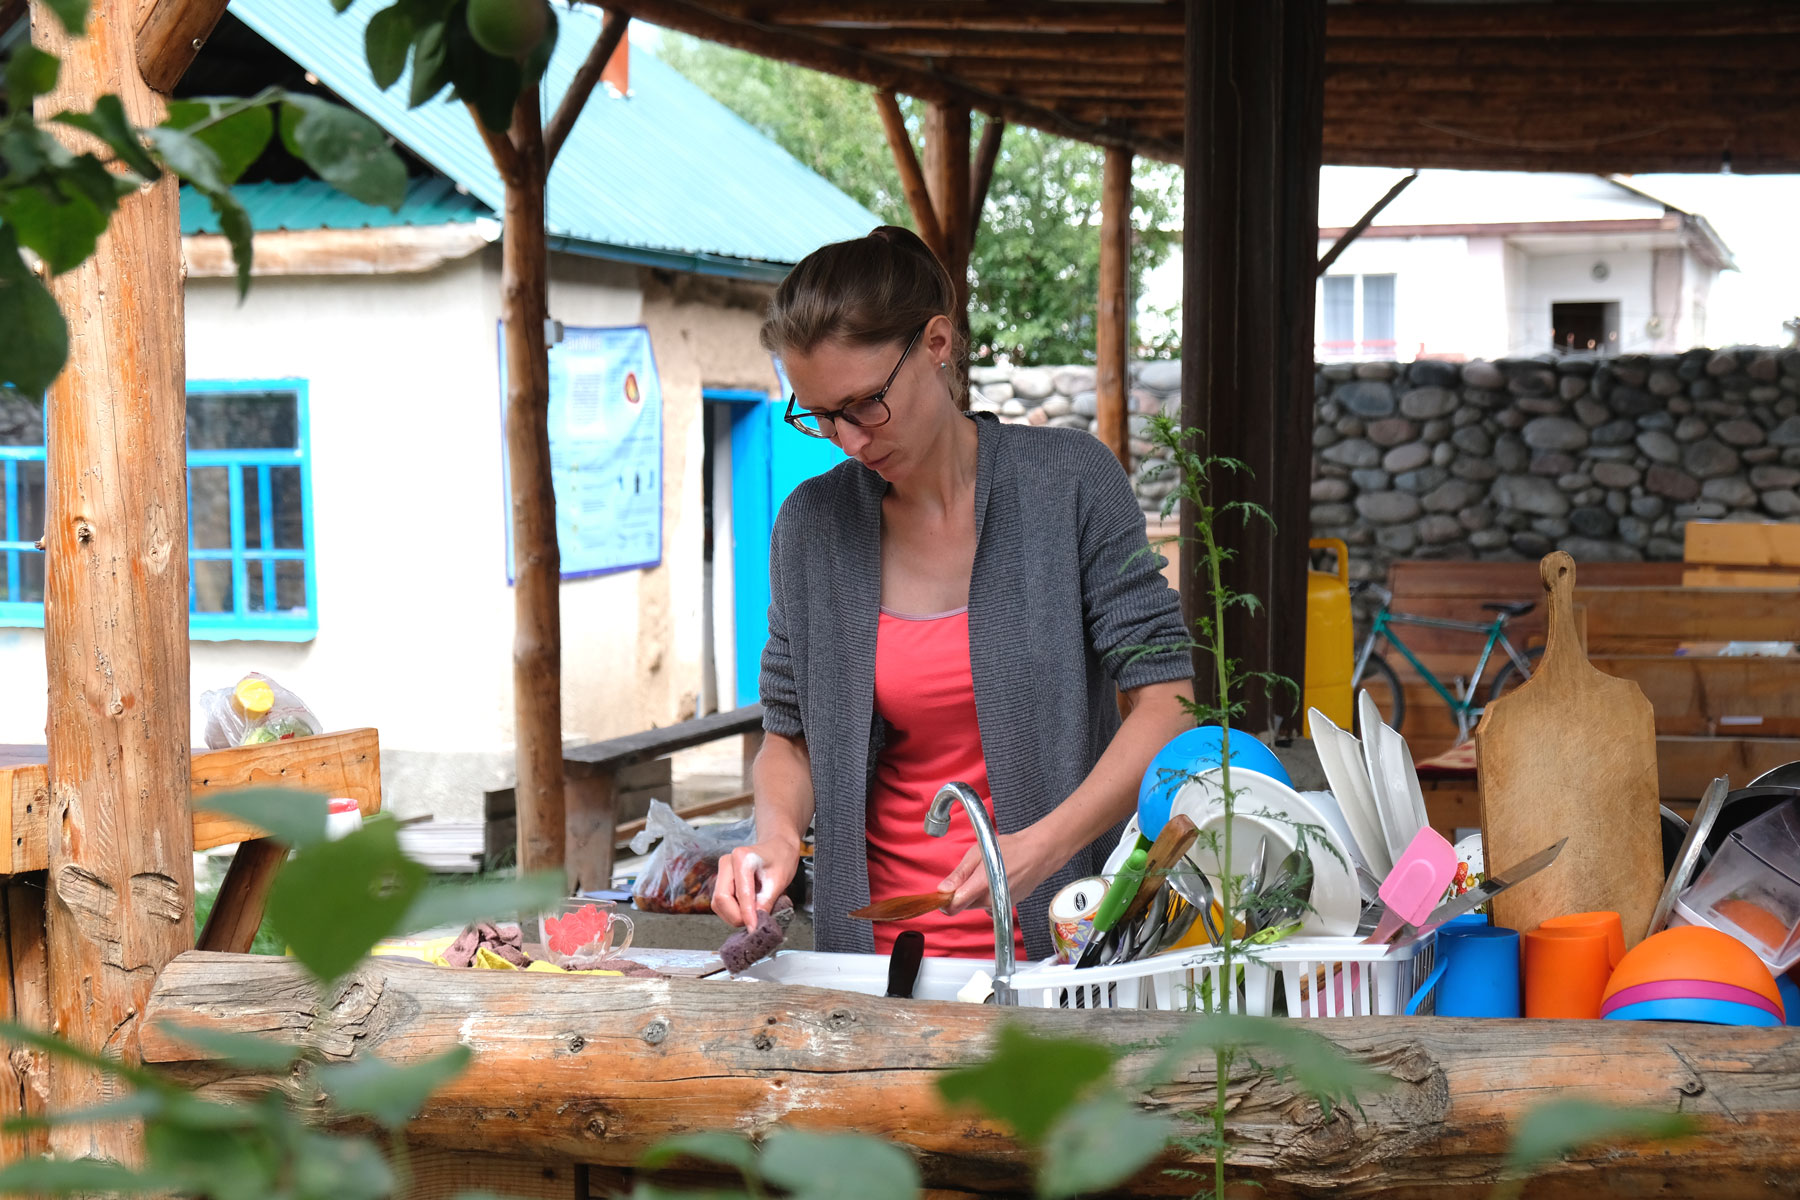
[539,898,635,966]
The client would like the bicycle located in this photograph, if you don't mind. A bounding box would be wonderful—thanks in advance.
[1348,580,1544,742]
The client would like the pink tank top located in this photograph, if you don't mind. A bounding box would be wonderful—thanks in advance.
[867,606,1028,960]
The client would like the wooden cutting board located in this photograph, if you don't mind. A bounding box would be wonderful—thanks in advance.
[1476,552,1662,945]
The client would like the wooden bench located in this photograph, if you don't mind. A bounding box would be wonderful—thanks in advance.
[494,705,764,892]
[1377,559,1678,759]
[1683,519,1800,588]
[0,727,383,957]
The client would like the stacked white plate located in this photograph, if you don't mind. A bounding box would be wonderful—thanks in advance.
[1307,693,1432,883]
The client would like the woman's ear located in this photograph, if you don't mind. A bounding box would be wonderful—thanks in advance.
[923,314,957,370]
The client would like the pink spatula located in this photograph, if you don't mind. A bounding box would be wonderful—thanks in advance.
[1363,826,1459,945]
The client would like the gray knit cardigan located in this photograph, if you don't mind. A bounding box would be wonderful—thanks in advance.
[759,413,1194,962]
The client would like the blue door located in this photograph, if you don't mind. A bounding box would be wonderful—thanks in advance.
[712,392,844,708]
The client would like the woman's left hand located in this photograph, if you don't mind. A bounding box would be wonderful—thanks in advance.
[937,826,1063,915]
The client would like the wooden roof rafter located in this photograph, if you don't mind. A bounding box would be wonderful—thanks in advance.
[599,0,1184,162]
[611,0,1800,175]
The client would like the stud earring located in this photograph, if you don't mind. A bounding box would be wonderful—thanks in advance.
[938,361,949,370]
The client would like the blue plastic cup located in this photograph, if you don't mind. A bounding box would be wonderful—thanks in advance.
[1434,924,1521,1018]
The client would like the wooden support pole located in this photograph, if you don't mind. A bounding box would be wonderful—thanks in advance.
[923,102,972,344]
[194,839,285,954]
[563,770,616,895]
[34,0,196,1161]
[968,115,1005,233]
[486,92,569,886]
[146,953,1800,1198]
[1316,169,1417,278]
[1096,145,1132,469]
[873,90,945,260]
[1180,0,1326,736]
[136,0,231,93]
[545,8,628,167]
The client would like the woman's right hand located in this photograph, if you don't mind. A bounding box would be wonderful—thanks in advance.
[713,840,800,928]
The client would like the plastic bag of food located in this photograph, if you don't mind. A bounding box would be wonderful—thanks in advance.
[629,799,754,914]
[199,672,323,750]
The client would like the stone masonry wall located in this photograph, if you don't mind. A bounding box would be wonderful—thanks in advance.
[971,348,1800,582]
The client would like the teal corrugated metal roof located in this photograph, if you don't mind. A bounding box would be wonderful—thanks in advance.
[226,0,880,273]
[180,176,490,234]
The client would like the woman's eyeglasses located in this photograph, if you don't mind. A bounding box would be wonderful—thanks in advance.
[783,324,925,439]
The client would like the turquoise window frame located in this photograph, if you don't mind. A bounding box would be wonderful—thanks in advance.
[0,379,318,641]
[0,444,45,628]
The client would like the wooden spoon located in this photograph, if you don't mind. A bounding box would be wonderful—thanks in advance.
[851,891,954,922]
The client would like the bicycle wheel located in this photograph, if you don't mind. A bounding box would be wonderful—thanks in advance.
[1351,652,1405,736]
[1487,647,1545,706]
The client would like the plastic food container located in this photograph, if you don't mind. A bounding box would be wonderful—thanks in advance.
[1678,799,1800,972]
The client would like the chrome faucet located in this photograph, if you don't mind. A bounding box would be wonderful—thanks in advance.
[925,781,1016,1005]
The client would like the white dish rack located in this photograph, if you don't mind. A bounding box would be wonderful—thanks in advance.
[1007,934,1437,1017]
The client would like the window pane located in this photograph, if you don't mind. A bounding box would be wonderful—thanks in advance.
[1322,276,1355,348]
[187,391,298,450]
[246,560,267,612]
[270,466,304,549]
[4,460,46,546]
[19,551,43,603]
[193,559,233,613]
[275,560,307,612]
[190,466,232,550]
[1362,274,1397,346]
[242,466,263,549]
[0,391,44,446]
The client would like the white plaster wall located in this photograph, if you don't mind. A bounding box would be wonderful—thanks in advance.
[0,248,772,822]
[1518,248,1655,355]
[1314,233,1512,362]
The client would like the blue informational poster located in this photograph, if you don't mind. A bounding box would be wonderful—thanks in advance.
[501,324,663,580]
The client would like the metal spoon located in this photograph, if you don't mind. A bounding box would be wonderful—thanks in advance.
[1259,850,1315,931]
[1185,863,1224,945]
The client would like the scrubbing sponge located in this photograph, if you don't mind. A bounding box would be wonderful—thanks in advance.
[719,895,794,973]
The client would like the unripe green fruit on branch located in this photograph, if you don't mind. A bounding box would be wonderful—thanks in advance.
[467,0,551,60]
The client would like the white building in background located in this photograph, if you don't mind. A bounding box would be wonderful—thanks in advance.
[1314,168,1735,363]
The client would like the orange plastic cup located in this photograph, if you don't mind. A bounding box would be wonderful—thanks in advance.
[1524,918,1620,1019]
[1539,911,1625,969]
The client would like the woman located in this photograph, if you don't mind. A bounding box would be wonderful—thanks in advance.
[713,226,1195,963]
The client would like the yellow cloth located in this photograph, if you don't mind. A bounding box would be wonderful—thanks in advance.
[369,935,621,975]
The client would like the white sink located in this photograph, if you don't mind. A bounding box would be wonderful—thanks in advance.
[722,950,997,1002]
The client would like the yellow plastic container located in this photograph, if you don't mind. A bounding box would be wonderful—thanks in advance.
[1303,538,1353,736]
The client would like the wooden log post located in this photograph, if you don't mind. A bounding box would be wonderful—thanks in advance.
[144,952,1800,1199]
[873,90,945,261]
[923,102,972,351]
[1180,0,1326,734]
[1,878,51,1161]
[135,0,231,93]
[33,0,198,1162]
[481,90,569,887]
[1096,145,1132,468]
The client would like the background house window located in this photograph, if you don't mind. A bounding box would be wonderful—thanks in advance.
[1318,273,1397,359]
[0,380,316,641]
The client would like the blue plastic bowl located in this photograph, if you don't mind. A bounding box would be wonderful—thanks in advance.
[1138,726,1293,840]
[1603,996,1780,1027]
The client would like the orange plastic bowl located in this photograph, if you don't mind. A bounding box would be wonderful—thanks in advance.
[1602,925,1781,1010]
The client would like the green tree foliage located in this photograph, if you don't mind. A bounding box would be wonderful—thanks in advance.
[654,33,1180,366]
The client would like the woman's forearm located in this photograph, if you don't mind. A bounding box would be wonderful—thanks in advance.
[1029,679,1194,854]
[752,731,817,852]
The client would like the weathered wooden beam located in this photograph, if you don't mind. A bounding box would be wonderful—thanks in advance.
[601,0,1183,163]
[1326,66,1800,97]
[1326,0,1800,40]
[1326,35,1800,72]
[826,28,1183,63]
[873,89,945,259]
[136,0,231,92]
[183,225,497,279]
[1095,145,1131,470]
[747,1,1185,35]
[968,114,1003,234]
[36,0,196,1161]
[1316,169,1416,278]
[1181,0,1324,735]
[143,952,1800,1198]
[545,8,629,166]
